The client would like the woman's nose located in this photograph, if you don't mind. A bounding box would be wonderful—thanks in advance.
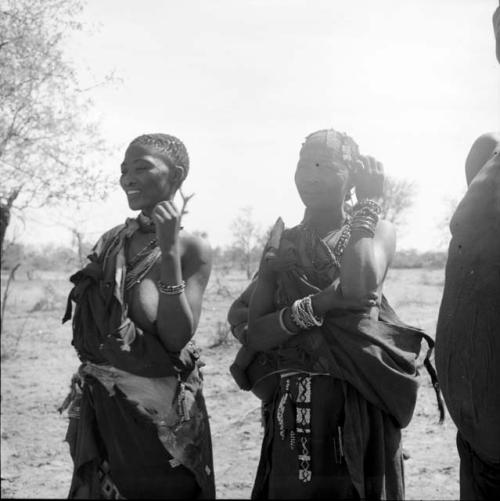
[121,173,135,187]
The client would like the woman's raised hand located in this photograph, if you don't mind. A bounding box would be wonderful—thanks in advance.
[353,155,385,201]
[152,200,181,254]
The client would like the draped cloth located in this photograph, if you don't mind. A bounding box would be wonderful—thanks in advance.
[231,222,442,499]
[61,219,215,499]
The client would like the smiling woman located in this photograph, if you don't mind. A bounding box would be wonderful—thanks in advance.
[60,133,215,499]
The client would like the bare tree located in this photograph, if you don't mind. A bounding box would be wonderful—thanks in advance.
[229,206,263,279]
[0,0,113,257]
[379,175,418,227]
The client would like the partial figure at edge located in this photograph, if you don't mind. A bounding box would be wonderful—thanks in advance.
[435,132,500,500]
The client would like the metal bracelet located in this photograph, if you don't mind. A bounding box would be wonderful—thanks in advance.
[279,307,298,336]
[158,280,186,295]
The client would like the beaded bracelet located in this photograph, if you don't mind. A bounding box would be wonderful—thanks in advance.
[354,199,382,215]
[351,215,378,237]
[278,307,298,336]
[351,199,382,237]
[302,295,323,327]
[290,295,324,330]
[158,280,186,295]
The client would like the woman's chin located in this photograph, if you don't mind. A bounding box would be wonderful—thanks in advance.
[126,200,143,211]
[303,199,342,211]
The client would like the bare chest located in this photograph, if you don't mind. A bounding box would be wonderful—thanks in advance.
[126,265,162,332]
[124,232,188,332]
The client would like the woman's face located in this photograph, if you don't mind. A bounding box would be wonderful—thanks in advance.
[294,147,351,209]
[120,143,175,214]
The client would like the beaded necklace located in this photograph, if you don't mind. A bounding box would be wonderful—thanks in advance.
[320,221,352,269]
[125,238,161,290]
[301,218,352,272]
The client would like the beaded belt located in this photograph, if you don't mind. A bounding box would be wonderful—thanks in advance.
[276,373,313,483]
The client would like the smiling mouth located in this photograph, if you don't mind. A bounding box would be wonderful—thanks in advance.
[301,190,320,197]
[126,190,141,196]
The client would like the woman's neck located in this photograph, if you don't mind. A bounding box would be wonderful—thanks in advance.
[302,205,346,236]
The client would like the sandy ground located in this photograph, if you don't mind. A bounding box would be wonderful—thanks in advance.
[1,267,459,499]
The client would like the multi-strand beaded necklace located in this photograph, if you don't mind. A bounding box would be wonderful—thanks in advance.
[301,218,352,275]
[124,214,161,291]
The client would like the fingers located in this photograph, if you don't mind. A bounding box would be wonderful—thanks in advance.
[362,291,379,307]
[362,155,384,173]
[354,156,381,173]
[152,200,179,223]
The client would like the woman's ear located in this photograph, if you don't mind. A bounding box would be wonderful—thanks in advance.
[171,164,186,187]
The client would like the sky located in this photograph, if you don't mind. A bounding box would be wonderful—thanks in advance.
[13,0,500,251]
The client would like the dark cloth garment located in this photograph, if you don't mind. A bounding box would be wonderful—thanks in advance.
[435,158,500,464]
[229,223,439,499]
[457,432,500,500]
[252,376,404,500]
[62,222,194,378]
[62,219,215,499]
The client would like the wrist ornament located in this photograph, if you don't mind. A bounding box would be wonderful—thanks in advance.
[278,307,299,336]
[158,280,186,295]
[290,295,324,330]
[351,199,382,237]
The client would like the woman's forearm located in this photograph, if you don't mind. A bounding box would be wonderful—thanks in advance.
[340,235,379,300]
[340,218,395,301]
[247,307,299,351]
[247,272,300,351]
[156,251,194,352]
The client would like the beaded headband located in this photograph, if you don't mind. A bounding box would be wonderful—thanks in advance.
[129,133,190,172]
[300,129,360,166]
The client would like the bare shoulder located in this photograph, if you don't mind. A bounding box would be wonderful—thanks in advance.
[375,218,397,257]
[375,218,396,238]
[179,230,213,271]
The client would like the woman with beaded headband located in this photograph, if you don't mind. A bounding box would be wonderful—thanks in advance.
[227,129,443,499]
[61,133,215,499]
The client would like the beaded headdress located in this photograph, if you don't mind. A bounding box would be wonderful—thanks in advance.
[300,129,359,167]
[129,133,190,174]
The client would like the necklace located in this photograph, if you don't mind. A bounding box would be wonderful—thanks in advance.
[301,218,351,271]
[125,238,160,290]
[137,212,156,233]
[320,222,351,269]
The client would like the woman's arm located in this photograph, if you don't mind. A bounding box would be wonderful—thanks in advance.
[246,243,379,352]
[227,277,257,343]
[340,220,396,300]
[340,156,396,301]
[156,232,212,352]
[152,201,212,352]
[247,267,299,352]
